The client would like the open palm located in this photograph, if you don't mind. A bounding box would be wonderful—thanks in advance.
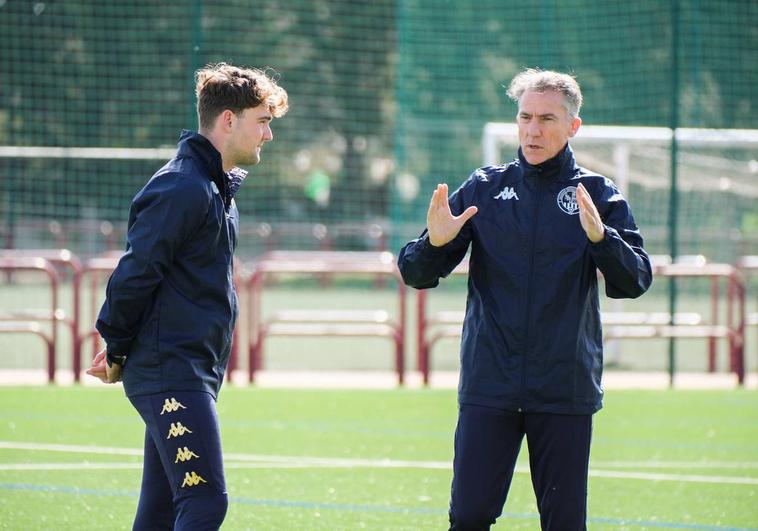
[577,182,605,243]
[426,183,478,247]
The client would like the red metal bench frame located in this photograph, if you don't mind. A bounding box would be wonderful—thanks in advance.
[245,251,406,384]
[737,255,758,369]
[0,256,60,382]
[416,258,746,385]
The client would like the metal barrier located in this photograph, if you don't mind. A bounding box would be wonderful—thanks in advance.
[0,256,60,382]
[601,262,745,383]
[738,255,758,367]
[71,255,122,381]
[416,257,746,385]
[1,249,83,381]
[0,249,747,385]
[245,251,406,384]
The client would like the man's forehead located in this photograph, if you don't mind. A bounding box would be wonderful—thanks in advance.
[242,105,273,119]
[518,90,567,113]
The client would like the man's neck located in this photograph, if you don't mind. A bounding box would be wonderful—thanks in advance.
[198,128,232,172]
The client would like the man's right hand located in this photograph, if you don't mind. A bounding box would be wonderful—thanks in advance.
[426,183,478,247]
[86,348,123,384]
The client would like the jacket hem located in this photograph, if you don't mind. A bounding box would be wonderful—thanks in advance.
[459,394,602,415]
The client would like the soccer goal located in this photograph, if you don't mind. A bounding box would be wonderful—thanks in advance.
[482,123,758,262]
[481,124,758,375]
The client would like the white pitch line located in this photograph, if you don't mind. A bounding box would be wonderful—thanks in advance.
[225,453,450,469]
[4,441,758,471]
[2,441,758,485]
[0,462,329,471]
[590,460,758,470]
[2,461,758,485]
[0,441,142,456]
[0,463,143,471]
[588,469,758,486]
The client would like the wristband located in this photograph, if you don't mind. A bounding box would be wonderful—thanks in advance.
[106,347,127,368]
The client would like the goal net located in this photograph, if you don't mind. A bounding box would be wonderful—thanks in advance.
[482,124,758,263]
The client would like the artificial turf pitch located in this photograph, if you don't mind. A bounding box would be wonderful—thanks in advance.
[0,386,756,530]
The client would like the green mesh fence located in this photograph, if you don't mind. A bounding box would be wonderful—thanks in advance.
[1,0,756,260]
[392,0,758,260]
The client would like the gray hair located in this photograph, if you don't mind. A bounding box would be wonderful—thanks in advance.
[506,69,583,119]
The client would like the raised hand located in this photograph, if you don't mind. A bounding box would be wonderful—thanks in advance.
[577,182,605,243]
[426,183,478,247]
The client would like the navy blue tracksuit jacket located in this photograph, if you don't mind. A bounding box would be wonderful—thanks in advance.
[96,131,241,399]
[398,144,652,414]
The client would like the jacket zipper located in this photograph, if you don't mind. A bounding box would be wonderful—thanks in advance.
[521,173,542,411]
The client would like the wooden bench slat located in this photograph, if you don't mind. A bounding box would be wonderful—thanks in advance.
[603,325,730,339]
[0,322,43,333]
[264,323,396,336]
[271,310,391,324]
[0,309,66,321]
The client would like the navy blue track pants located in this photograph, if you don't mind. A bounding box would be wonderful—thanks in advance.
[129,391,228,531]
[448,404,592,531]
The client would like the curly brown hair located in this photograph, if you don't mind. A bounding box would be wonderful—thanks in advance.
[195,63,289,130]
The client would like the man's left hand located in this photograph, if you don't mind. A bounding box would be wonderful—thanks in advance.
[577,183,605,243]
[85,348,123,384]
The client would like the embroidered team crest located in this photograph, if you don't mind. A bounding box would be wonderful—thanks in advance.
[557,186,579,215]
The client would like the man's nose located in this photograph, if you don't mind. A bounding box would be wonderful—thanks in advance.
[526,120,541,136]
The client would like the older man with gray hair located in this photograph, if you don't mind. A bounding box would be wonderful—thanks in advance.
[398,68,652,530]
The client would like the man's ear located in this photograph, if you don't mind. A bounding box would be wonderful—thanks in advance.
[569,116,582,138]
[217,109,235,132]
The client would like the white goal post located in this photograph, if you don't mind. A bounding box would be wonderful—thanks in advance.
[482,123,758,196]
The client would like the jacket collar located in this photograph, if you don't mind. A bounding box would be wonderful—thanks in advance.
[518,143,575,180]
[175,129,247,204]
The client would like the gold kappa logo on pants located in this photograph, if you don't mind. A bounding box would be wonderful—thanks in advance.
[175,446,200,463]
[166,422,193,439]
[181,471,207,488]
[160,397,187,415]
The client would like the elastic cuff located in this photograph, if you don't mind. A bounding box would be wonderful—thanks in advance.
[422,234,448,255]
[106,344,128,366]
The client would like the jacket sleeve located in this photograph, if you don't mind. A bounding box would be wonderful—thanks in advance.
[397,177,474,289]
[588,179,653,299]
[95,172,211,355]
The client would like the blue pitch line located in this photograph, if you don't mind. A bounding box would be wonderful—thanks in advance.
[0,482,756,530]
[0,482,139,498]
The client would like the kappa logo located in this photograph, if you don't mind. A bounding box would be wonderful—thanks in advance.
[473,168,489,182]
[160,397,187,415]
[175,446,200,463]
[493,186,519,201]
[557,186,579,215]
[181,471,207,488]
[166,422,193,439]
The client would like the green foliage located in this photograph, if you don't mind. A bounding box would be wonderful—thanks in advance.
[1,1,756,256]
